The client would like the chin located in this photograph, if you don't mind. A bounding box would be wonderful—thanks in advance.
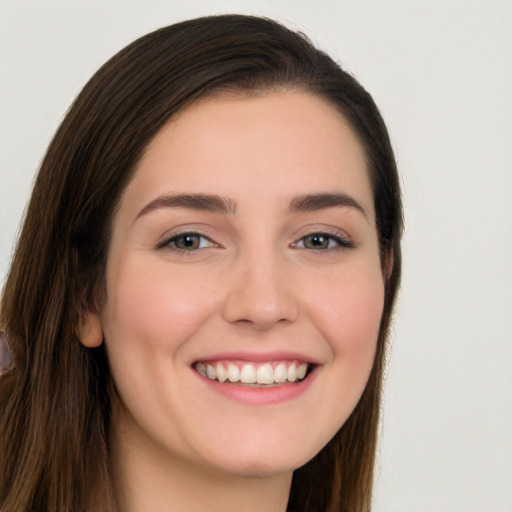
[192,428,326,479]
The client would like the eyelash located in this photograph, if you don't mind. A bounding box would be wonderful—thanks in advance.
[157,231,216,252]
[291,232,354,251]
[157,230,354,253]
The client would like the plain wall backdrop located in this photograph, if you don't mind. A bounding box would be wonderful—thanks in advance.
[1,1,511,511]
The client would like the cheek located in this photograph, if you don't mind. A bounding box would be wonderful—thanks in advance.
[310,261,385,391]
[316,267,384,348]
[99,258,223,436]
[103,257,219,349]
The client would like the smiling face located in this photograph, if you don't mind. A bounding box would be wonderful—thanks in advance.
[82,91,385,480]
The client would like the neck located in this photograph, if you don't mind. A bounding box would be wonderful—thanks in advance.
[111,406,292,512]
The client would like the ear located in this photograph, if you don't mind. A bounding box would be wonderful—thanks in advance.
[79,308,104,348]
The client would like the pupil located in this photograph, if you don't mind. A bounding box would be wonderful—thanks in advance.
[180,235,198,249]
[309,235,327,248]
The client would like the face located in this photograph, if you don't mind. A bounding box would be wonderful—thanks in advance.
[84,92,385,478]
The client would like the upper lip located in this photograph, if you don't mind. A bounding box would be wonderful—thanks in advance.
[192,350,321,366]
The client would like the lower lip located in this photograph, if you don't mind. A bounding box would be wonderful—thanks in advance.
[193,367,318,405]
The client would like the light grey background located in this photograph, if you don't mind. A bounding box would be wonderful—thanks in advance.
[1,1,511,511]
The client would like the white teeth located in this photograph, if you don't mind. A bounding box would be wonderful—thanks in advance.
[274,363,287,383]
[287,363,297,382]
[196,362,207,377]
[296,363,308,380]
[256,363,274,384]
[196,360,310,385]
[216,362,227,383]
[240,364,257,384]
[227,363,240,383]
[206,364,216,380]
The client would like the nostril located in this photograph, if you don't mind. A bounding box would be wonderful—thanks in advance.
[233,317,292,331]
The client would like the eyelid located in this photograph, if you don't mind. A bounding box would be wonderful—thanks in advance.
[155,226,354,252]
[156,230,218,251]
[291,230,355,250]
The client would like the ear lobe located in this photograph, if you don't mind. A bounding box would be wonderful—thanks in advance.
[79,309,104,348]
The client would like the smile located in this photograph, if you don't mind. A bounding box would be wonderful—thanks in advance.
[193,361,310,386]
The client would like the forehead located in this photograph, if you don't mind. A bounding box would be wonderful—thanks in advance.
[121,91,374,221]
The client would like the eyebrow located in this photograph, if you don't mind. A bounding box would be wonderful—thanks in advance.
[288,192,368,218]
[135,191,367,220]
[136,194,238,219]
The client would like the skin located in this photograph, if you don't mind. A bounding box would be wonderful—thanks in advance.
[81,91,385,512]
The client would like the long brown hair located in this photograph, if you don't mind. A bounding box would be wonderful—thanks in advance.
[0,14,402,512]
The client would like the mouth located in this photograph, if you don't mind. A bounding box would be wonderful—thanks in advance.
[193,360,313,387]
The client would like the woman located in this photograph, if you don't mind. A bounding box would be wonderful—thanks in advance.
[0,14,402,512]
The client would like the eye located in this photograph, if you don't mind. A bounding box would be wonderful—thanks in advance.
[158,233,215,251]
[293,233,354,250]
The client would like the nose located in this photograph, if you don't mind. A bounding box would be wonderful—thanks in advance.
[221,251,299,330]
